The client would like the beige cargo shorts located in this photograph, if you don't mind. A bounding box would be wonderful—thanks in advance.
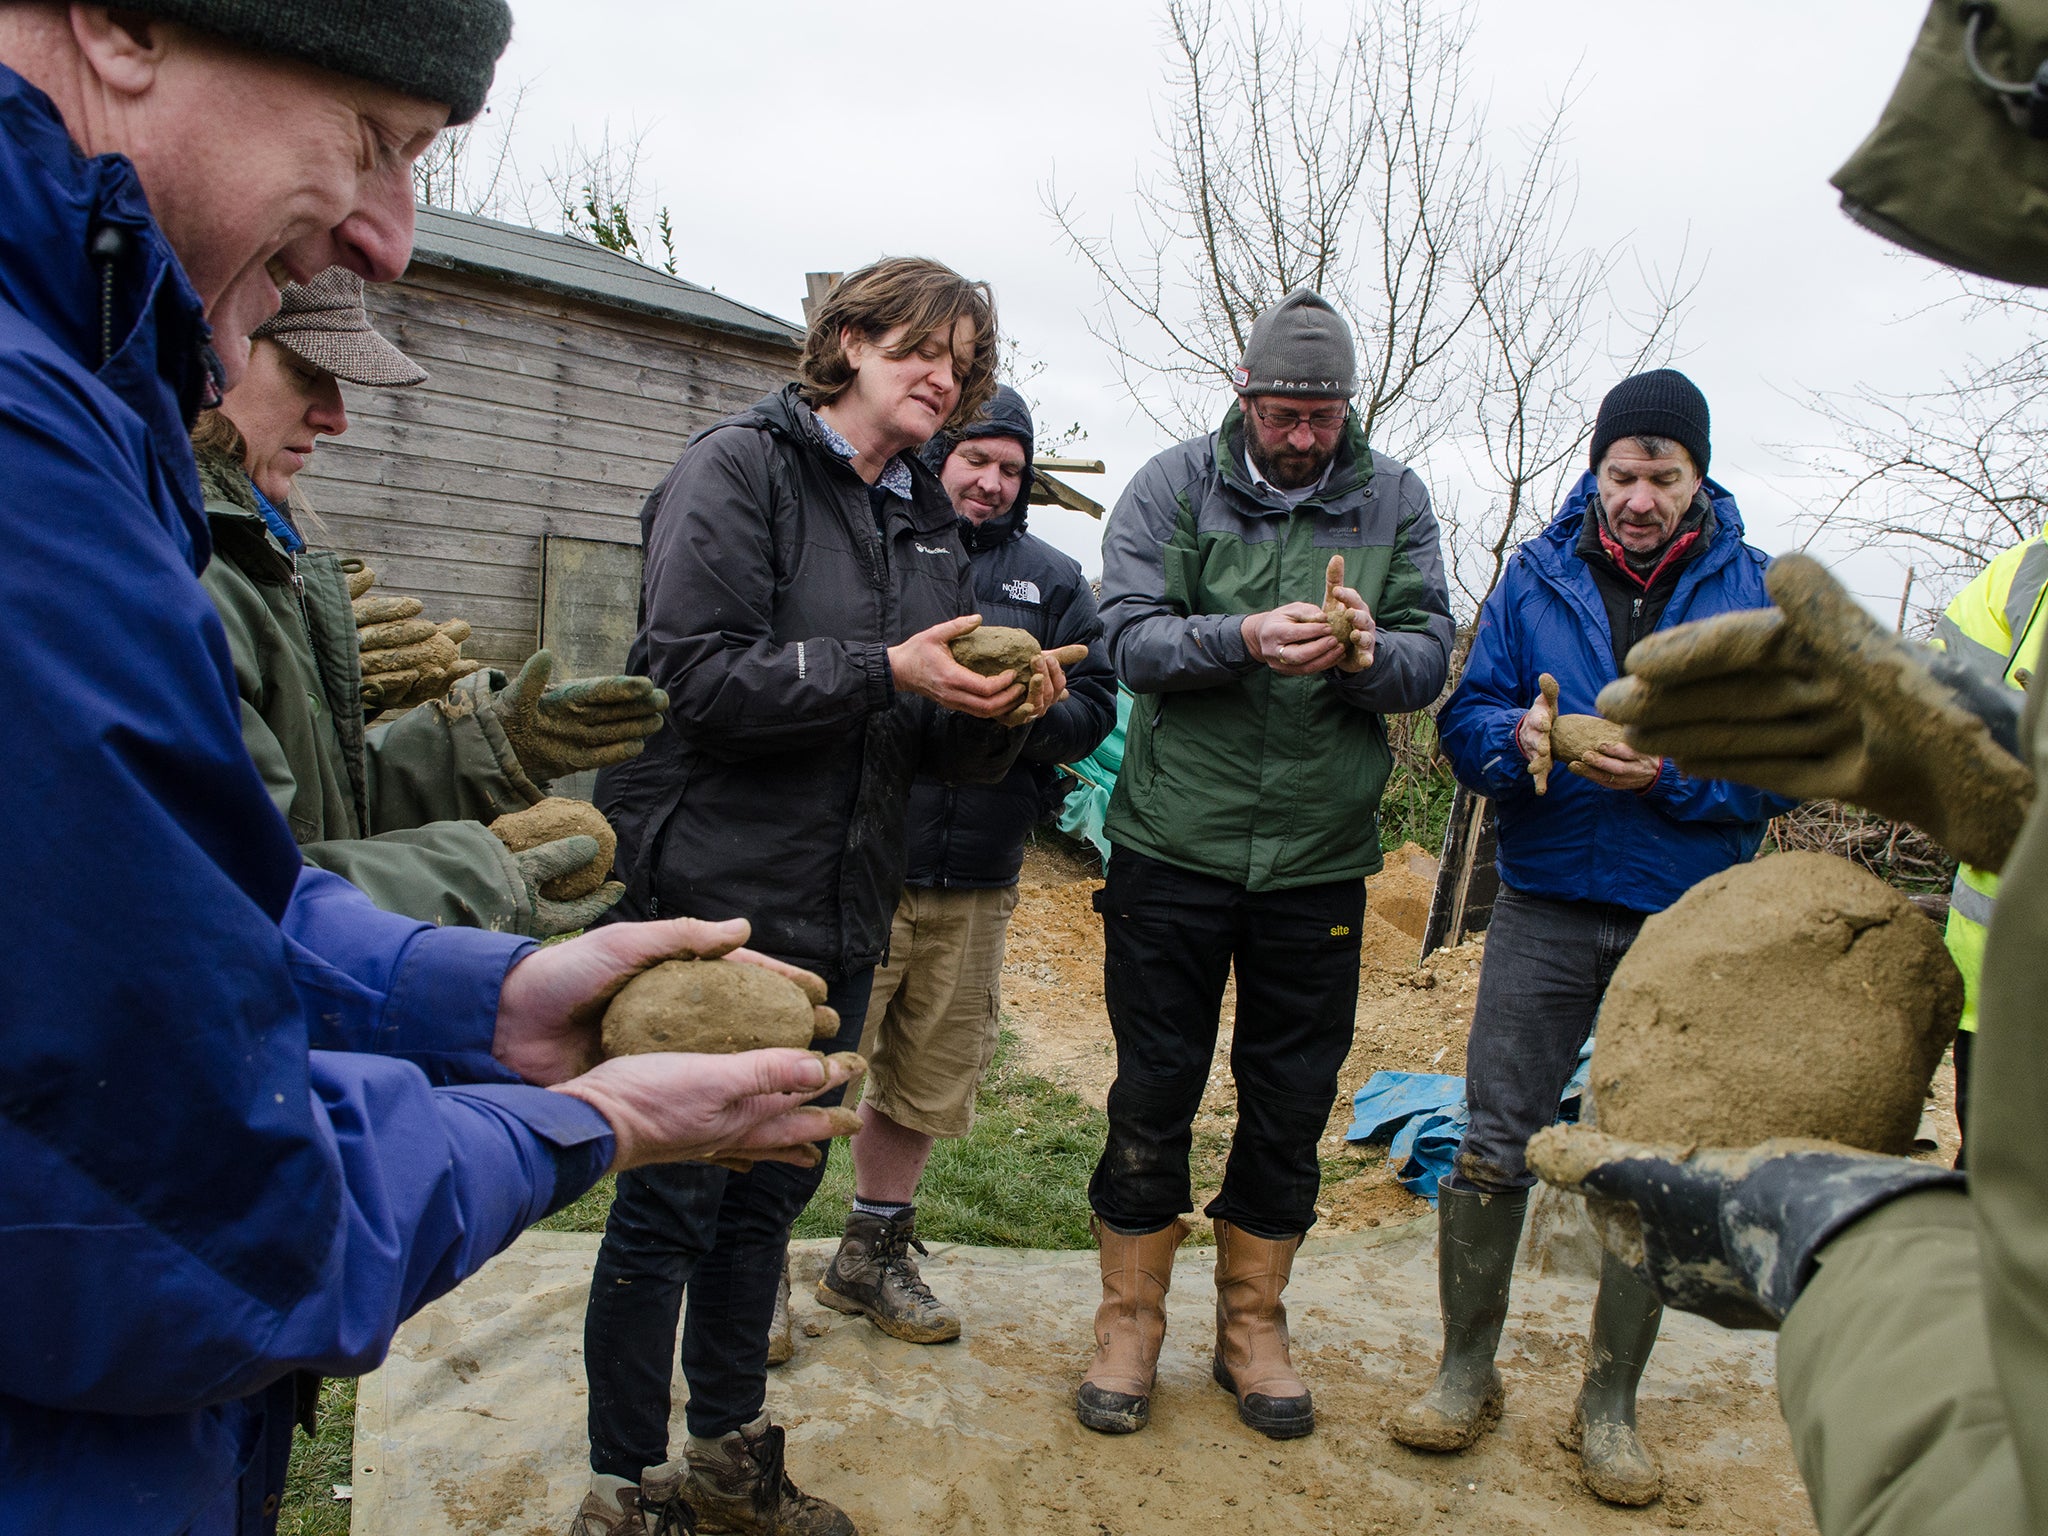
[856,883,1021,1139]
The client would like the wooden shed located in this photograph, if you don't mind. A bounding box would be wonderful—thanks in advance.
[300,205,805,680]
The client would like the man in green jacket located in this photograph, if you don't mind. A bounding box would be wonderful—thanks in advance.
[199,271,666,935]
[1077,288,1454,1441]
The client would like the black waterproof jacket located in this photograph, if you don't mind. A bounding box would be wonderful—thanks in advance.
[902,502,1116,889]
[596,384,1025,974]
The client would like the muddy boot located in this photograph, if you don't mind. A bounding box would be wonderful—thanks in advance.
[766,1262,794,1368]
[1210,1219,1315,1439]
[1388,1184,1528,1452]
[1075,1216,1190,1434]
[568,1475,676,1536]
[1560,1251,1665,1506]
[674,1416,853,1536]
[815,1207,960,1344]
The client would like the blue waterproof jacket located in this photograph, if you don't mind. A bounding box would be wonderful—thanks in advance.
[0,67,614,1531]
[1438,473,1795,913]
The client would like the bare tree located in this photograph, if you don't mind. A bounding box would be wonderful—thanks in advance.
[1049,0,1500,455]
[1446,148,1699,608]
[542,122,679,274]
[1794,278,2048,627]
[412,80,530,218]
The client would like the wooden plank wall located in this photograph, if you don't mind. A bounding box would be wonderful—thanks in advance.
[298,266,799,669]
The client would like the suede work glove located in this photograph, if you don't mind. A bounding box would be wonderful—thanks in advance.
[1525,1125,1964,1330]
[479,650,669,784]
[1598,553,2034,871]
[508,834,625,938]
[347,563,482,711]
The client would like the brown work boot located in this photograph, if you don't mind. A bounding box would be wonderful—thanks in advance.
[1210,1219,1314,1439]
[568,1473,692,1536]
[677,1417,853,1536]
[1075,1216,1190,1434]
[815,1208,960,1344]
[766,1262,794,1367]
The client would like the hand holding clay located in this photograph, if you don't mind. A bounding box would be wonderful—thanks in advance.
[948,627,1090,726]
[490,914,837,1085]
[1320,554,1374,672]
[552,1049,867,1173]
[1521,674,1561,793]
[490,799,624,936]
[1567,732,1663,792]
[1598,553,2034,870]
[348,563,483,711]
[1243,603,1345,676]
[891,615,1028,718]
[480,651,670,782]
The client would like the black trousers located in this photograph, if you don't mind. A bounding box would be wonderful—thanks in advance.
[1452,884,1644,1194]
[1089,846,1366,1239]
[583,968,871,1478]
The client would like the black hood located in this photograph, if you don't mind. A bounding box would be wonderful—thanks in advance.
[920,382,1036,539]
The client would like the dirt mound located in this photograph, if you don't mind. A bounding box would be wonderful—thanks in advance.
[1367,840,1438,942]
[1592,852,1962,1152]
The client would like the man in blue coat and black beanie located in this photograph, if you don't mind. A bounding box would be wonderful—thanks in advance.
[813,384,1117,1346]
[1394,370,1795,1506]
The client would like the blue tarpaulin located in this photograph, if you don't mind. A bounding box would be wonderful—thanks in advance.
[1345,1038,1593,1202]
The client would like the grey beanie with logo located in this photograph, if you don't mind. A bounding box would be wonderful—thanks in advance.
[130,0,511,123]
[1230,287,1357,398]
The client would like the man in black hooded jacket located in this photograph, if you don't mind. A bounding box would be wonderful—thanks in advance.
[815,386,1117,1344]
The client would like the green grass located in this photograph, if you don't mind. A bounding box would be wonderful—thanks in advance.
[279,1375,357,1536]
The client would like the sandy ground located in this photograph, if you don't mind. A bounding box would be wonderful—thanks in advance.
[352,1229,1815,1536]
[346,834,1964,1534]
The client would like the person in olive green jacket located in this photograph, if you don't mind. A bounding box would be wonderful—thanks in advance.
[199,269,667,935]
[1077,288,1454,1443]
[1521,8,2048,1531]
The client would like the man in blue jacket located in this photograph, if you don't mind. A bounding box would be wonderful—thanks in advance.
[814,385,1116,1345]
[0,6,858,1530]
[1392,371,1794,1506]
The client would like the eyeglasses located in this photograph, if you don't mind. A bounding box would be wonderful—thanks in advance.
[1251,402,1349,434]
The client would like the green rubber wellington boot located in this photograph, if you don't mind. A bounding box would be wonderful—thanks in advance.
[1561,1251,1665,1506]
[1388,1184,1528,1452]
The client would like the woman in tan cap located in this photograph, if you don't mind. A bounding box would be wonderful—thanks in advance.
[193,267,664,935]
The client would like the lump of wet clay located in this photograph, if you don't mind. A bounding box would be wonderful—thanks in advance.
[950,625,1040,679]
[1591,852,1962,1153]
[1551,714,1628,766]
[602,959,831,1057]
[489,798,618,901]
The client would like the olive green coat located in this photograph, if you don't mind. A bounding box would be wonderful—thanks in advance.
[1777,676,2048,1533]
[196,451,547,931]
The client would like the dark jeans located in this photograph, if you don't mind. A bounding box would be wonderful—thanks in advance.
[1089,846,1366,1239]
[584,968,872,1477]
[1452,884,1644,1194]
[1954,1027,1973,1171]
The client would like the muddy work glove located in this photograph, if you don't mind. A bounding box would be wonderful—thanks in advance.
[479,650,668,784]
[504,834,624,938]
[1525,1125,1965,1331]
[347,564,482,711]
[1597,553,2034,871]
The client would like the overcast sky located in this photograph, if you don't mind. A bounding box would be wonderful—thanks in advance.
[480,1,2013,615]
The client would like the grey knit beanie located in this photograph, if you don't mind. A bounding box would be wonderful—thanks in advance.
[132,0,512,123]
[1231,287,1357,398]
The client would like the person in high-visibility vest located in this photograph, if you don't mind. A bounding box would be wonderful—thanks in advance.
[1931,531,2048,1167]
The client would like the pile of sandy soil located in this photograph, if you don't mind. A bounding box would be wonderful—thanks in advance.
[1002,836,1963,1238]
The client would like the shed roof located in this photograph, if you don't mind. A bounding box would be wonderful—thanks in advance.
[406,205,805,348]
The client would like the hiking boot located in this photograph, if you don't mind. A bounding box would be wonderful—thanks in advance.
[1210,1219,1314,1439]
[1075,1217,1189,1434]
[767,1262,794,1368]
[1560,1251,1664,1506]
[1389,1184,1528,1452]
[677,1417,854,1536]
[568,1474,693,1536]
[816,1208,960,1344]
